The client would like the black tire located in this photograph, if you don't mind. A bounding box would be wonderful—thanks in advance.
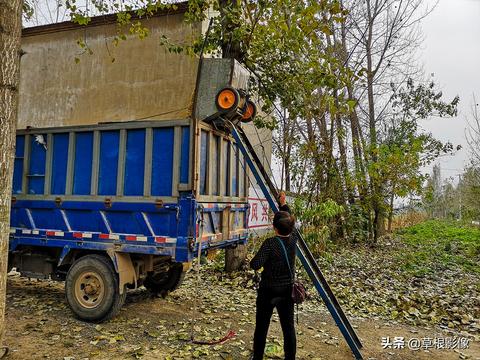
[144,263,185,297]
[65,254,126,322]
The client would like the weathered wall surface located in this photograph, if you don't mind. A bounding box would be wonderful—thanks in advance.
[194,57,272,168]
[18,12,200,129]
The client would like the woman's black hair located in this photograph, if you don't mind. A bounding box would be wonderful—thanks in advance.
[273,211,295,236]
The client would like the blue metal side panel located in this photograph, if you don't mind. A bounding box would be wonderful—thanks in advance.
[211,212,221,232]
[30,208,68,230]
[239,151,245,196]
[124,129,146,196]
[10,208,31,228]
[151,128,174,196]
[105,212,143,234]
[179,126,190,184]
[73,132,93,195]
[9,197,249,262]
[11,199,182,234]
[199,130,208,195]
[9,237,176,258]
[211,135,219,195]
[222,140,230,196]
[175,193,195,262]
[147,212,176,237]
[13,135,25,194]
[51,133,69,194]
[28,135,46,194]
[98,131,119,195]
[232,144,238,197]
[65,210,109,233]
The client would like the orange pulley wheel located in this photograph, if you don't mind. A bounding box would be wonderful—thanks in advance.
[241,100,257,123]
[216,87,240,111]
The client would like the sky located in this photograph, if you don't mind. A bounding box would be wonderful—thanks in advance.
[419,0,480,181]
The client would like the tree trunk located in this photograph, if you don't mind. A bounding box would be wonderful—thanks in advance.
[365,0,377,151]
[340,14,368,203]
[281,110,292,193]
[365,0,384,241]
[387,190,395,233]
[0,0,22,349]
[334,98,354,204]
[225,244,247,272]
[219,0,243,60]
[284,147,291,192]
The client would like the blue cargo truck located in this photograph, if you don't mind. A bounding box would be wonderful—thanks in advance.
[9,58,259,322]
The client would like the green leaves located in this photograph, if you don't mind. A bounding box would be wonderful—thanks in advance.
[367,78,461,212]
[71,13,91,26]
[346,99,357,111]
[390,78,459,121]
[264,342,283,358]
[22,1,34,20]
[182,0,349,119]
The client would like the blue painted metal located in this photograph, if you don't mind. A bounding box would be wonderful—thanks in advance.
[151,128,174,196]
[124,129,146,196]
[73,132,93,195]
[98,130,120,195]
[211,135,220,195]
[10,199,248,264]
[239,151,246,197]
[175,193,196,262]
[231,125,364,360]
[9,236,176,257]
[51,133,69,194]
[13,135,25,194]
[199,130,208,195]
[66,208,108,233]
[10,122,249,277]
[28,134,46,194]
[57,245,72,266]
[180,126,190,184]
[222,140,230,196]
[30,207,68,231]
[231,144,238,197]
[11,199,180,236]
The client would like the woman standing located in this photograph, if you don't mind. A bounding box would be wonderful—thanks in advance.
[250,211,296,360]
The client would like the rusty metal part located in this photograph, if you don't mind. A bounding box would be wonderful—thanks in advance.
[74,271,105,309]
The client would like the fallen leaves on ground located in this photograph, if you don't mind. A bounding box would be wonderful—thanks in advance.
[313,236,479,338]
[3,234,479,359]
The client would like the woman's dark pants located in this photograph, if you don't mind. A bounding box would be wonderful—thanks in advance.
[252,286,296,360]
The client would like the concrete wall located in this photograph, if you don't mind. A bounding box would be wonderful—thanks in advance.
[19,12,201,129]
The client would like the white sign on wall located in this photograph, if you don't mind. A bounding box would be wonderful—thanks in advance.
[247,187,271,229]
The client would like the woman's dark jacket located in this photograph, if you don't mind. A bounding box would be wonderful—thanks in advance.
[250,235,296,289]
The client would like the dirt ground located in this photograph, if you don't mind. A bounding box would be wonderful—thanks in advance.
[4,271,479,360]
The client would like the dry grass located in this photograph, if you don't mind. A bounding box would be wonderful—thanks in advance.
[390,211,428,231]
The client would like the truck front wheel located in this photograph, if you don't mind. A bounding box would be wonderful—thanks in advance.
[65,254,126,322]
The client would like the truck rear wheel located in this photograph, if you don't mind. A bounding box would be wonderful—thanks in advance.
[65,254,126,322]
[144,263,185,297]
